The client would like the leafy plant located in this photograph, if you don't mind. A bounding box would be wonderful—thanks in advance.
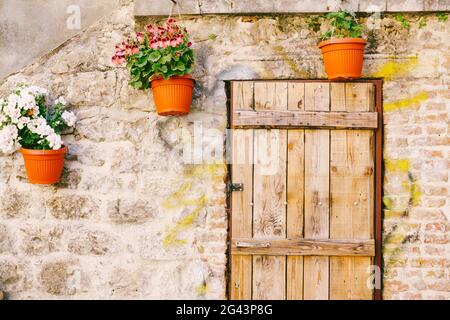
[320,10,363,41]
[418,17,427,29]
[0,86,76,153]
[436,12,448,22]
[395,14,410,29]
[112,19,194,90]
[208,33,218,41]
[306,15,321,33]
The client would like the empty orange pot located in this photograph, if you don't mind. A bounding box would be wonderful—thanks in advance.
[20,146,67,184]
[318,38,367,80]
[151,74,194,116]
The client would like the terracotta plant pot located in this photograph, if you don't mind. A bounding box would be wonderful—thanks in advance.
[20,146,67,184]
[318,38,367,80]
[151,74,194,116]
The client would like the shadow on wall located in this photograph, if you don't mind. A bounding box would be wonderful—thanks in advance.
[0,0,120,79]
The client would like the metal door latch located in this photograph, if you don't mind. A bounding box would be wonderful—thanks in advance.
[236,242,271,248]
[228,183,244,192]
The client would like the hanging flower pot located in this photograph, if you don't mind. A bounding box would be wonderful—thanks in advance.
[0,86,77,185]
[112,18,195,117]
[317,10,366,80]
[319,38,366,80]
[20,146,67,184]
[151,74,194,116]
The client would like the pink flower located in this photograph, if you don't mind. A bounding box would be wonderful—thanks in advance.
[125,44,139,55]
[112,55,125,66]
[146,24,155,33]
[136,32,145,43]
[117,42,126,50]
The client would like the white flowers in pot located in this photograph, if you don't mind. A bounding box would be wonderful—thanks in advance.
[0,85,76,154]
[0,85,77,184]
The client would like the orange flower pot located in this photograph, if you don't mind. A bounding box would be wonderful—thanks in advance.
[20,146,67,184]
[318,38,366,80]
[151,74,194,116]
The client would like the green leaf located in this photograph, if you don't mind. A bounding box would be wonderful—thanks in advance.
[136,58,147,68]
[148,51,162,62]
[176,62,186,71]
[130,80,143,89]
[436,12,448,22]
[161,54,172,64]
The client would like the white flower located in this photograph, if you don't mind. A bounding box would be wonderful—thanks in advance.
[28,117,54,137]
[55,97,67,106]
[46,133,62,150]
[5,94,21,123]
[0,125,19,154]
[18,91,36,110]
[61,111,77,127]
[17,117,30,130]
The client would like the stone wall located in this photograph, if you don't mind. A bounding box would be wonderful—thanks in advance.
[0,0,449,299]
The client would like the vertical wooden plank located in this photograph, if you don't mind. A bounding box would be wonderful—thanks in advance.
[330,83,374,300]
[286,82,305,300]
[252,81,287,300]
[232,81,254,110]
[303,83,330,300]
[230,81,254,300]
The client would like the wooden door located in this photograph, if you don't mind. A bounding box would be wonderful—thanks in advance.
[229,80,381,300]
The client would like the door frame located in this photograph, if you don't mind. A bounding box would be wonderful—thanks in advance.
[226,79,384,300]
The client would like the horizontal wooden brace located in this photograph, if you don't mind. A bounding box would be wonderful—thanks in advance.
[231,238,375,256]
[233,110,378,129]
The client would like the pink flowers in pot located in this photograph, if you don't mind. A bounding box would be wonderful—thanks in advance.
[112,18,191,67]
[112,41,139,66]
[111,18,194,90]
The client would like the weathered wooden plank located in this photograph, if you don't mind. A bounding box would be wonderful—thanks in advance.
[286,82,305,300]
[252,256,285,300]
[303,82,330,300]
[230,82,254,300]
[232,238,375,256]
[233,110,378,129]
[252,82,287,300]
[330,83,374,300]
[232,81,254,112]
[253,82,288,110]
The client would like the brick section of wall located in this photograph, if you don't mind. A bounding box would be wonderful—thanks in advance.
[0,0,449,299]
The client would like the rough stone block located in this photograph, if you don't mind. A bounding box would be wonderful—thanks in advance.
[0,190,28,218]
[39,260,86,296]
[20,225,64,256]
[46,195,99,220]
[107,199,155,224]
[66,71,116,107]
[0,260,20,286]
[68,229,117,256]
[0,224,14,254]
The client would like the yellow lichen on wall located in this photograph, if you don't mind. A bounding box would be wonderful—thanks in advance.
[383,158,421,276]
[162,164,225,247]
[372,57,418,80]
[384,92,429,112]
[195,281,210,296]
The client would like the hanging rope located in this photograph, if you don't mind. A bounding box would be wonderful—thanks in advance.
[168,0,182,21]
